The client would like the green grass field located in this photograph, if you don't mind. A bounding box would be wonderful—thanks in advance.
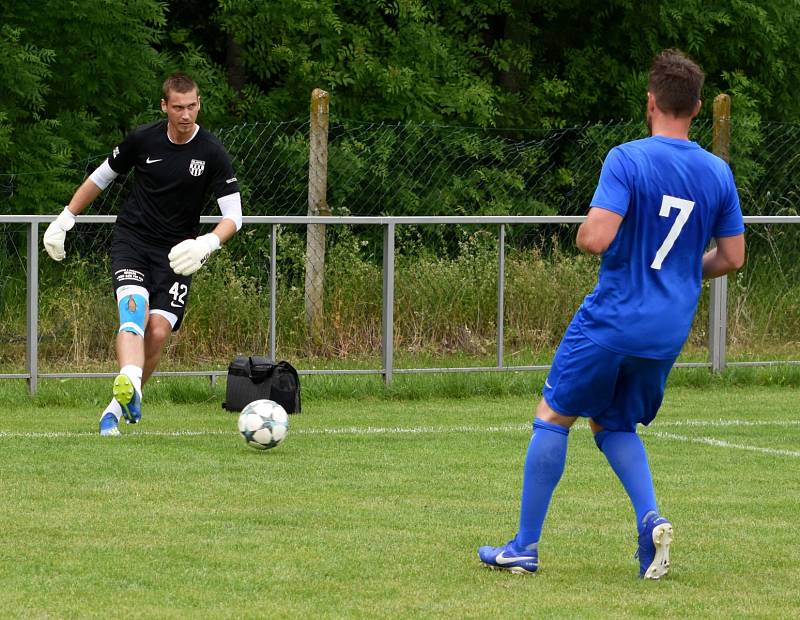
[1,376,798,619]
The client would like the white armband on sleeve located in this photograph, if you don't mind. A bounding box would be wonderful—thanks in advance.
[218,192,243,231]
[88,159,119,190]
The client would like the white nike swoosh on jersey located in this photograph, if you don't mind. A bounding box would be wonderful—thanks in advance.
[544,379,553,389]
[146,157,163,164]
[495,551,535,565]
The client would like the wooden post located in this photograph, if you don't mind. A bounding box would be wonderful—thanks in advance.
[712,94,731,162]
[709,93,731,373]
[305,88,330,343]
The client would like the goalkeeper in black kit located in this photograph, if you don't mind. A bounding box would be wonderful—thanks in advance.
[43,72,242,436]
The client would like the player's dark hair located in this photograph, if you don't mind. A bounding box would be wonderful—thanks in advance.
[162,72,199,101]
[648,49,704,117]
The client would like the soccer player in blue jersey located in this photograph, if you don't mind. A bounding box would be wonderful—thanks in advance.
[478,49,745,579]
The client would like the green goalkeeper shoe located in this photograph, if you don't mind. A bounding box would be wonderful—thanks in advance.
[113,374,142,424]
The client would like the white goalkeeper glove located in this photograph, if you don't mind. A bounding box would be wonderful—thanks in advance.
[43,206,76,261]
[168,233,221,276]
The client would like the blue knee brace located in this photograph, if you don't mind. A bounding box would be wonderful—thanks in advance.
[118,293,147,337]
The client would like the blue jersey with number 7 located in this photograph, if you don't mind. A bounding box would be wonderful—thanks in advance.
[576,136,744,359]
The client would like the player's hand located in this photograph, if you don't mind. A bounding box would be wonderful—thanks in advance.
[43,206,76,261]
[168,233,221,276]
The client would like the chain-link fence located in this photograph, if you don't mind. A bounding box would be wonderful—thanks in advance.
[4,117,799,219]
[1,107,799,381]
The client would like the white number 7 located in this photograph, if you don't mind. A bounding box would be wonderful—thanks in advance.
[650,195,695,270]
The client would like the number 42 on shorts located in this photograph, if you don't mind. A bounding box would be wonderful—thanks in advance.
[169,281,188,308]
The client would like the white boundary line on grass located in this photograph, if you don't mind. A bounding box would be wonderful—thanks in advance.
[656,419,800,428]
[8,417,796,438]
[1,419,799,459]
[640,430,800,458]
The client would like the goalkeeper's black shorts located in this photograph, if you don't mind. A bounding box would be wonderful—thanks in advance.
[110,233,192,332]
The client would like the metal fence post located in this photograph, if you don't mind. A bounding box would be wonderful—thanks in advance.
[497,224,505,368]
[709,275,728,373]
[382,222,395,384]
[270,223,277,361]
[709,93,731,373]
[26,222,39,394]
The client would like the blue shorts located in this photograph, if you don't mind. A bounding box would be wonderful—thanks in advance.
[542,319,676,432]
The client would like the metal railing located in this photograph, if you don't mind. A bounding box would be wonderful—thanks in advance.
[2,213,799,394]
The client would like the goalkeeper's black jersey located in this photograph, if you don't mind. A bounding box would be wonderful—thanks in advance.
[107,120,240,247]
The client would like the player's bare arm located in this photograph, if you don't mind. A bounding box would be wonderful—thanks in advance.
[67,177,104,214]
[211,214,238,244]
[576,207,624,255]
[702,234,745,279]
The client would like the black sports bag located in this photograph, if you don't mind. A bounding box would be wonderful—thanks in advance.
[222,356,301,414]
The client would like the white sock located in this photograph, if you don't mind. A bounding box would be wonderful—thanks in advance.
[102,398,123,421]
[120,364,143,397]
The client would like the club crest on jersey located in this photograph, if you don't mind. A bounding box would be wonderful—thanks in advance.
[189,159,206,176]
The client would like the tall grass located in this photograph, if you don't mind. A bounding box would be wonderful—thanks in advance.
[0,224,798,370]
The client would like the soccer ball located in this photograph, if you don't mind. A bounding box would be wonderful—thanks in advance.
[237,399,289,450]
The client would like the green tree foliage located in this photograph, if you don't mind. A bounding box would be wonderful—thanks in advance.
[2,0,800,214]
[1,0,168,210]
[203,0,800,126]
[0,23,74,206]
[513,0,800,124]
[0,0,231,211]
[211,0,506,125]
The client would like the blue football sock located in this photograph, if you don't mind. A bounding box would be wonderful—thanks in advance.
[594,430,658,533]
[516,418,570,549]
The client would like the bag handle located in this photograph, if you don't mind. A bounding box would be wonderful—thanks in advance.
[248,356,274,383]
